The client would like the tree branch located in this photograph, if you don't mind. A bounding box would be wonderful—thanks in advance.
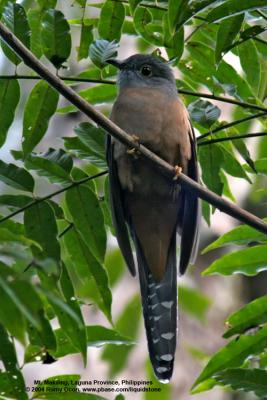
[0,22,267,235]
[179,90,267,112]
[197,112,267,142]
[0,170,108,224]
[198,132,267,146]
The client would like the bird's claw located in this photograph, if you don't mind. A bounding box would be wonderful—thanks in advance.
[173,165,182,180]
[127,135,140,156]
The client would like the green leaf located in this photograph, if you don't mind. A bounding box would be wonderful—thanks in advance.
[24,149,73,185]
[202,200,211,226]
[206,0,267,23]
[0,0,15,18]
[134,7,163,46]
[221,171,236,202]
[226,127,256,172]
[59,262,87,364]
[0,79,20,148]
[0,227,38,248]
[37,0,57,9]
[168,0,219,33]
[202,219,267,253]
[58,84,117,113]
[41,9,71,68]
[0,194,32,209]
[202,245,267,276]
[0,372,21,400]
[163,19,184,63]
[0,324,27,400]
[54,325,134,358]
[89,39,119,69]
[129,0,142,13]
[63,227,112,322]
[0,160,34,192]
[251,158,267,175]
[224,294,267,338]
[179,285,211,322]
[188,99,221,128]
[43,289,87,360]
[12,280,57,352]
[64,137,106,168]
[102,294,141,377]
[24,200,61,261]
[22,81,59,156]
[220,145,251,182]
[186,41,254,101]
[198,144,224,195]
[66,185,106,263]
[77,22,93,61]
[238,39,261,96]
[192,326,267,393]
[98,0,125,41]
[105,249,125,287]
[215,14,244,65]
[1,3,30,65]
[214,368,267,398]
[28,9,43,58]
[0,268,26,344]
[74,122,106,167]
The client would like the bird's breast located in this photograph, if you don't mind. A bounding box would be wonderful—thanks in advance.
[111,86,191,196]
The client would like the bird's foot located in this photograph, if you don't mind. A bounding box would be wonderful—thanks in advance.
[173,165,182,180]
[127,135,140,157]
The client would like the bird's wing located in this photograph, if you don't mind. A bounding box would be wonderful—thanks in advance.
[106,134,136,276]
[178,121,200,275]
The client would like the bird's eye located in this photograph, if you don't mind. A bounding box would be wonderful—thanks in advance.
[140,65,152,77]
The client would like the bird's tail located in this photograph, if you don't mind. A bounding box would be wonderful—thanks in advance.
[135,232,177,382]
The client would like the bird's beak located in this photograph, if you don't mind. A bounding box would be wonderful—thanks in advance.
[106,59,124,69]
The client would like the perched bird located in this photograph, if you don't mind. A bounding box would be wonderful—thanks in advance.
[106,54,199,382]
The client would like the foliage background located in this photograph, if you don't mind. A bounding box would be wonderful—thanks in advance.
[0,0,266,399]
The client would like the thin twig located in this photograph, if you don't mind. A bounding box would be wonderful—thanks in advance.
[58,222,74,238]
[0,22,267,235]
[254,37,267,45]
[197,111,267,141]
[178,89,267,112]
[185,22,206,43]
[0,170,108,224]
[256,10,267,21]
[199,132,267,146]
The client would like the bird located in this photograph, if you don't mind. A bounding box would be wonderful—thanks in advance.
[106,54,199,382]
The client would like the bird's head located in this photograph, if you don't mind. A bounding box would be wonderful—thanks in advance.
[107,54,176,91]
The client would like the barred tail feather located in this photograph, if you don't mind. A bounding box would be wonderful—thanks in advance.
[135,233,177,382]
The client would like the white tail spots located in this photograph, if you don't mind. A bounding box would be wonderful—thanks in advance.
[156,367,168,373]
[161,332,175,340]
[161,301,174,309]
[160,354,173,361]
[152,338,160,344]
[148,293,157,300]
[154,315,162,322]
